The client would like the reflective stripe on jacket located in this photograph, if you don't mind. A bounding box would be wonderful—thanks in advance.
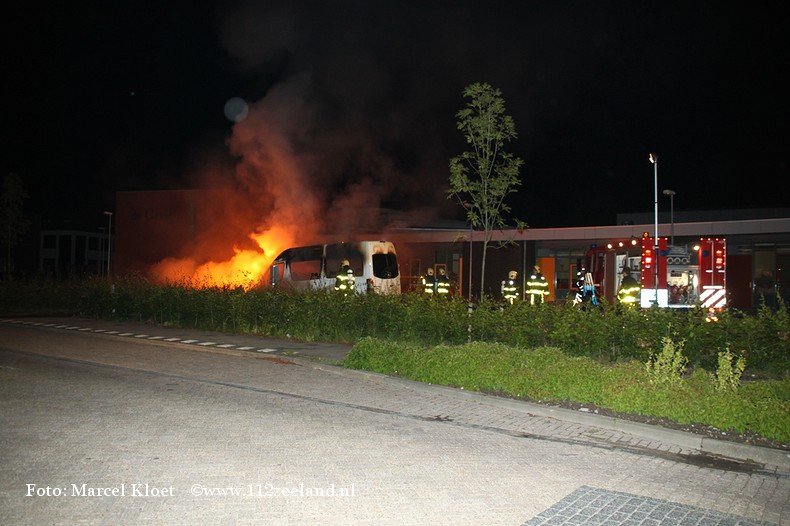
[501,279,518,303]
[436,275,450,295]
[334,267,355,293]
[526,273,549,304]
[420,275,436,294]
[617,276,640,305]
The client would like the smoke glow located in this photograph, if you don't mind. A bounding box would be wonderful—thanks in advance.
[150,225,296,290]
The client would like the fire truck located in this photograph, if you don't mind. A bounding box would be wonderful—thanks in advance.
[583,236,727,311]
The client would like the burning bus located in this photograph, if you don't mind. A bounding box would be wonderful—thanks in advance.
[269,241,401,294]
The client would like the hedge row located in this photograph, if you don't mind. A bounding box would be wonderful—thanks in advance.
[1,276,788,374]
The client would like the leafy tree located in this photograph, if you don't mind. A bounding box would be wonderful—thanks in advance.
[448,83,524,296]
[1,173,30,277]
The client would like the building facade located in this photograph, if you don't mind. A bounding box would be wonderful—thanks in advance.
[39,230,110,279]
[388,216,790,310]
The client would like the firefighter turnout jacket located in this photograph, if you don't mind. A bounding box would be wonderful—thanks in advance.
[420,270,437,294]
[334,265,356,295]
[526,271,549,304]
[436,270,450,296]
[501,279,518,304]
[617,273,640,306]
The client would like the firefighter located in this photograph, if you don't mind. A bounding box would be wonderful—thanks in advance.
[573,267,598,306]
[526,264,549,305]
[420,267,437,294]
[617,266,640,306]
[501,270,519,304]
[436,267,450,296]
[572,268,585,305]
[334,259,355,295]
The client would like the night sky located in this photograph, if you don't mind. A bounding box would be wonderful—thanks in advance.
[8,1,790,230]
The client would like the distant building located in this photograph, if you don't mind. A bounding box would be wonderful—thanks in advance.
[39,230,109,279]
[617,208,790,225]
[388,213,790,309]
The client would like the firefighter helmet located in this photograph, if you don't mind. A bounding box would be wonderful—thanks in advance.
[341,259,350,267]
[508,270,517,280]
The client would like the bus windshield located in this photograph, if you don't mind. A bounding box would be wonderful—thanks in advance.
[325,243,364,276]
[373,253,399,279]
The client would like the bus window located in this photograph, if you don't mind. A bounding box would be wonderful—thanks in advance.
[326,243,364,276]
[290,260,321,280]
[372,253,399,279]
[271,262,283,286]
[289,245,323,280]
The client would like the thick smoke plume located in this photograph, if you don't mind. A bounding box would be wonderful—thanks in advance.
[149,3,455,288]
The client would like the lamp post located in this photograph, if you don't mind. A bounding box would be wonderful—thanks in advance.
[663,189,676,246]
[648,153,659,305]
[98,227,105,276]
[103,211,113,281]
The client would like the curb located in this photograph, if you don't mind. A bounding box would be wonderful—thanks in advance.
[304,360,790,472]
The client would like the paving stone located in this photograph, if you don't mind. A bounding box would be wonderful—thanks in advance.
[522,487,781,526]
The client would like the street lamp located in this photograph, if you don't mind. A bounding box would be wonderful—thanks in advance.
[103,211,113,281]
[663,189,676,246]
[648,153,659,305]
[98,226,105,276]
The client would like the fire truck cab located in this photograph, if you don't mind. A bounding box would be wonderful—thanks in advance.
[583,236,726,311]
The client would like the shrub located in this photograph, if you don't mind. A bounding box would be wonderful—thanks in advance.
[646,337,688,386]
[715,348,747,392]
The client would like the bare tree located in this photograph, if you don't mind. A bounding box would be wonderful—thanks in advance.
[448,83,524,296]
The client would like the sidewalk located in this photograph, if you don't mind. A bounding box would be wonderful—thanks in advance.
[3,316,789,474]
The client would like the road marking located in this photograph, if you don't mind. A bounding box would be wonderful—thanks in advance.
[3,320,287,366]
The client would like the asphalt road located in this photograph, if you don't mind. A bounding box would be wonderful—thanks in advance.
[0,322,787,525]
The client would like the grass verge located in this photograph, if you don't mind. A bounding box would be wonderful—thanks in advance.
[344,338,790,445]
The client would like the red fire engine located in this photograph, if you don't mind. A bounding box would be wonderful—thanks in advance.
[584,236,727,311]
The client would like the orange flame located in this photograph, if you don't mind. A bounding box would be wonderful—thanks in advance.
[150,224,295,290]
